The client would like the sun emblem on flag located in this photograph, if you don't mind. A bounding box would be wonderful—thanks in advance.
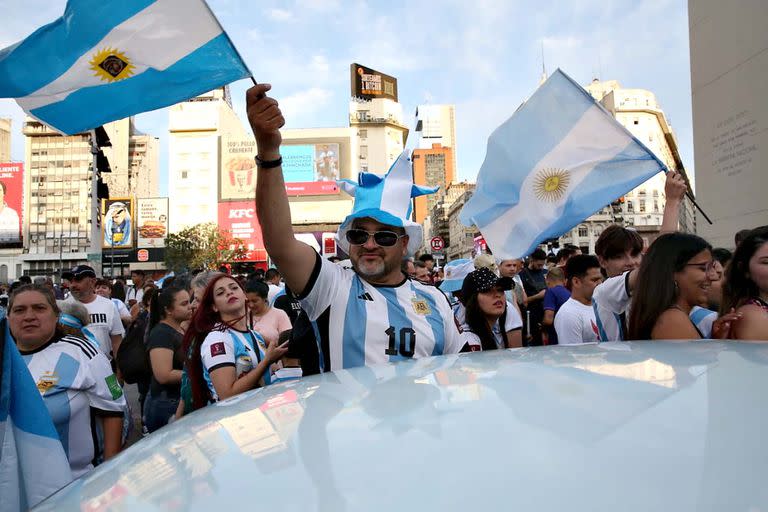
[533,167,570,202]
[89,48,135,82]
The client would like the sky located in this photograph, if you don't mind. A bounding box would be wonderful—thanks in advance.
[0,0,694,197]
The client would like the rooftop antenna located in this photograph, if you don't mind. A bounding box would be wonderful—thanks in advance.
[539,41,547,85]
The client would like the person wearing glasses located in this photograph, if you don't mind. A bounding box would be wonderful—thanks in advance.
[246,84,464,372]
[627,233,741,340]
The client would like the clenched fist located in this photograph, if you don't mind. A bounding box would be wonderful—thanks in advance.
[246,84,285,159]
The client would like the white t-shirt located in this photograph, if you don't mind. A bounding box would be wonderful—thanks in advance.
[111,298,131,321]
[66,295,125,358]
[554,298,601,345]
[124,286,144,307]
[299,253,463,372]
[21,333,126,478]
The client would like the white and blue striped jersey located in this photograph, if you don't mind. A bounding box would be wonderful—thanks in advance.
[200,325,272,401]
[690,306,717,338]
[593,272,719,340]
[19,332,126,478]
[298,254,463,372]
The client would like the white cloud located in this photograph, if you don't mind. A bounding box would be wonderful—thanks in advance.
[279,88,333,124]
[267,8,294,21]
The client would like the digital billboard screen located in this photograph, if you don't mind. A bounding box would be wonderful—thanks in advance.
[220,138,340,199]
[102,197,134,249]
[218,201,267,262]
[0,162,23,248]
[350,63,398,101]
[136,198,168,248]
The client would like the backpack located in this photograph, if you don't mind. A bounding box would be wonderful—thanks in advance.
[116,310,151,384]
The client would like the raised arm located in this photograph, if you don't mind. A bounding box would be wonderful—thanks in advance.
[660,170,688,234]
[247,84,318,295]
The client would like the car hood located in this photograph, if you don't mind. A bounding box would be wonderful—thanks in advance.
[36,341,768,511]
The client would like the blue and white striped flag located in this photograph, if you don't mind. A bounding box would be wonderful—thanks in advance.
[0,0,250,135]
[0,321,73,511]
[460,69,666,259]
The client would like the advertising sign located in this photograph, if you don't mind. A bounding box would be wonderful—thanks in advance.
[220,138,258,201]
[221,138,340,200]
[0,162,23,248]
[217,201,267,262]
[102,197,134,249]
[136,197,168,248]
[350,63,398,101]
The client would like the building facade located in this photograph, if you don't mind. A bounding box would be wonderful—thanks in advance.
[20,119,96,276]
[559,79,697,253]
[447,188,478,261]
[349,97,408,175]
[412,143,455,224]
[0,118,10,162]
[168,87,246,232]
[414,104,457,173]
[424,181,474,255]
[689,0,767,247]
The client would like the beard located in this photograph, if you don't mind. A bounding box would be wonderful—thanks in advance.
[353,252,396,281]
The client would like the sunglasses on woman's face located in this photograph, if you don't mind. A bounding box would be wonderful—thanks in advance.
[345,229,404,247]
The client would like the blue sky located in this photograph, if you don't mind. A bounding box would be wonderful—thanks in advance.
[0,0,694,196]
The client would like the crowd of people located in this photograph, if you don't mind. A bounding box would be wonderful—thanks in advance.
[2,84,767,495]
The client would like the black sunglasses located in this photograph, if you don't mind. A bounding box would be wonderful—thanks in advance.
[345,229,404,247]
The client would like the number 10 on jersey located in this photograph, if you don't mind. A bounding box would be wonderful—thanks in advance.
[384,327,416,357]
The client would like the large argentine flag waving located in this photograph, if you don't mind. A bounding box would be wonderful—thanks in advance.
[0,321,73,510]
[0,0,250,135]
[460,69,666,259]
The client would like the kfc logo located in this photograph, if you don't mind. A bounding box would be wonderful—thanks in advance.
[229,209,255,219]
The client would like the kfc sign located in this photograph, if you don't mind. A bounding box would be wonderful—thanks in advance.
[229,208,255,219]
[218,202,266,262]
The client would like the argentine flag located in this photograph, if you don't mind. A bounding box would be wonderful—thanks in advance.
[460,69,666,259]
[0,322,73,511]
[0,0,250,135]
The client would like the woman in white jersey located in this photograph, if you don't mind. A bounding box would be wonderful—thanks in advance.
[458,268,523,350]
[182,275,288,412]
[7,285,126,478]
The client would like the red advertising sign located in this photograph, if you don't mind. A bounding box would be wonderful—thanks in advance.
[0,162,24,248]
[217,201,267,262]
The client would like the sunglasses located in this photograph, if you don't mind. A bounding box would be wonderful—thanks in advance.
[346,229,404,247]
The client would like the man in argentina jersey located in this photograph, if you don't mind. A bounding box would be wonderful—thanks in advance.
[20,332,126,478]
[247,84,463,372]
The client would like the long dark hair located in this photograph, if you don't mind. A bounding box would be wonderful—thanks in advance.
[463,292,508,351]
[182,274,247,411]
[721,226,768,315]
[627,233,712,340]
[149,285,186,332]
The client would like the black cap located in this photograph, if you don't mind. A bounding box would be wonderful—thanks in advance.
[70,265,97,279]
[460,267,513,298]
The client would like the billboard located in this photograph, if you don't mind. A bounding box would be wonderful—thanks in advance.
[220,138,258,201]
[217,201,267,262]
[136,198,168,248]
[0,162,23,248]
[220,137,340,200]
[350,63,398,101]
[102,197,134,249]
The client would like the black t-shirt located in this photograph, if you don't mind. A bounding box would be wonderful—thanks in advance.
[520,267,547,317]
[146,322,184,398]
[274,293,302,325]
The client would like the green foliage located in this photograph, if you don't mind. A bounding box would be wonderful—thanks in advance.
[164,223,248,273]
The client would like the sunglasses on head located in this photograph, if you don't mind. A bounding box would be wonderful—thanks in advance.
[345,229,404,247]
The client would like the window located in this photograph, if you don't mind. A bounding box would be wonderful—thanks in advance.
[654,200,659,212]
[633,118,639,125]
[181,170,188,179]
[640,200,646,213]
[359,145,368,159]
[627,201,634,212]
[578,226,588,237]
[359,129,367,138]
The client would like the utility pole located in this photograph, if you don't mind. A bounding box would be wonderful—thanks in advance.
[89,130,103,275]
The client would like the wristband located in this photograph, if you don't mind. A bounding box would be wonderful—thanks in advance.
[255,155,282,168]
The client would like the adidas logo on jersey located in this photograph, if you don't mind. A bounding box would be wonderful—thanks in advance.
[357,292,374,301]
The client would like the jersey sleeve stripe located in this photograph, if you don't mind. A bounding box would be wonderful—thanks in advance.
[208,362,235,373]
[60,335,97,359]
[295,251,323,300]
[410,283,446,356]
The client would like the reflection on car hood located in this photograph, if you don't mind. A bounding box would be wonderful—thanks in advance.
[35,341,768,511]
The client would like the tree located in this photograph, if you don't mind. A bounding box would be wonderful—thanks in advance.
[164,223,249,273]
